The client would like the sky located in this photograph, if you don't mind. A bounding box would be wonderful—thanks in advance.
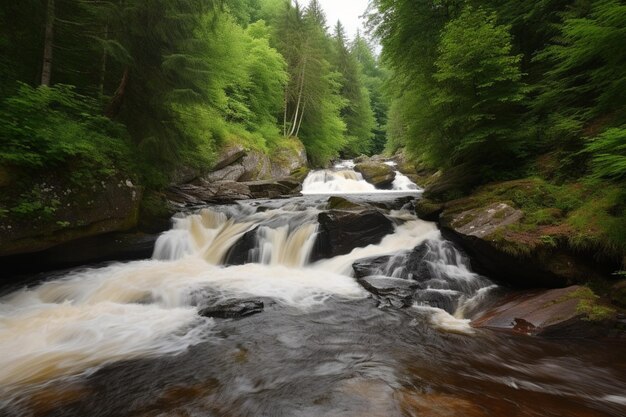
[304,0,371,40]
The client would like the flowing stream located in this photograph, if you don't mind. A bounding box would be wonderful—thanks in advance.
[1,162,625,416]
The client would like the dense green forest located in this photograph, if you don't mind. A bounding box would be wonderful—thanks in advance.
[0,0,384,198]
[369,0,626,264]
[1,0,625,266]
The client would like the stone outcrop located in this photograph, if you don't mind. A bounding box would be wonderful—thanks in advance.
[354,162,396,188]
[439,200,610,289]
[199,300,265,319]
[472,286,617,337]
[167,179,303,207]
[311,209,394,261]
[0,179,142,258]
[199,140,308,184]
[3,232,157,278]
[356,276,419,308]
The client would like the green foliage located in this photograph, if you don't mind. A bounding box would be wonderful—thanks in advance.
[332,22,375,157]
[0,83,133,181]
[584,127,626,180]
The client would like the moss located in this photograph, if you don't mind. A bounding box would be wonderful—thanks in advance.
[290,167,310,183]
[576,300,616,322]
[442,176,626,265]
[550,286,616,322]
[327,196,362,210]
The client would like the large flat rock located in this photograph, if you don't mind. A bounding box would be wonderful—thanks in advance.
[472,286,616,337]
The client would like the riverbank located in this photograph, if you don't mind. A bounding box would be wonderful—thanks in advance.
[400,161,626,331]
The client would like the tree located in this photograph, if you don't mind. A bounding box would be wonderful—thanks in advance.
[332,22,375,156]
[404,7,527,169]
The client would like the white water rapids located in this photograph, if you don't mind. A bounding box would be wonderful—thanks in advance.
[301,159,420,194]
[0,163,490,407]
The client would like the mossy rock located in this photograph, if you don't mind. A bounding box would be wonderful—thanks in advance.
[327,196,365,211]
[290,167,311,183]
[414,198,443,221]
[354,162,396,188]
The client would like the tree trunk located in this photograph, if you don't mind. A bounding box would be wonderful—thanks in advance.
[99,24,109,96]
[105,67,129,119]
[288,58,307,137]
[41,0,55,86]
[294,102,306,138]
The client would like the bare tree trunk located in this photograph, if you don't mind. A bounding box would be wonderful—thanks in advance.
[105,67,129,118]
[294,102,306,138]
[41,0,55,86]
[283,88,289,137]
[99,24,109,96]
[288,58,307,137]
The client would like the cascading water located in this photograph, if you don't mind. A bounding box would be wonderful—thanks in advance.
[1,161,624,417]
[302,159,421,194]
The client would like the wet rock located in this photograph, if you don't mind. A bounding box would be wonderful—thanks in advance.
[414,290,458,314]
[414,198,443,222]
[472,286,617,337]
[213,145,246,171]
[352,243,433,282]
[354,162,396,188]
[327,196,365,211]
[357,276,419,308]
[311,210,394,261]
[199,300,264,319]
[246,180,293,199]
[168,181,252,206]
[0,178,142,258]
[2,232,157,279]
[225,227,259,266]
[352,255,397,278]
[441,201,574,288]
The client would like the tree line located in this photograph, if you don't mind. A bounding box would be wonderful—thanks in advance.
[369,0,626,187]
[0,0,386,196]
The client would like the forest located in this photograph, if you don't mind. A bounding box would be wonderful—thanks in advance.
[1,0,625,265]
[0,0,384,211]
[1,1,626,415]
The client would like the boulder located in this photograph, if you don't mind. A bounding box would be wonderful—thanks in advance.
[356,275,419,308]
[246,180,293,199]
[199,300,264,319]
[472,286,617,337]
[290,167,311,183]
[2,232,157,278]
[327,196,366,211]
[203,164,246,182]
[354,162,396,188]
[0,178,142,258]
[167,181,252,206]
[311,210,394,261]
[270,139,308,179]
[440,201,586,288]
[213,144,246,171]
[352,243,433,282]
[239,150,272,181]
[225,227,259,266]
[414,198,444,222]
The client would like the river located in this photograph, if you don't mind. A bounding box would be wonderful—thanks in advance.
[1,162,625,416]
